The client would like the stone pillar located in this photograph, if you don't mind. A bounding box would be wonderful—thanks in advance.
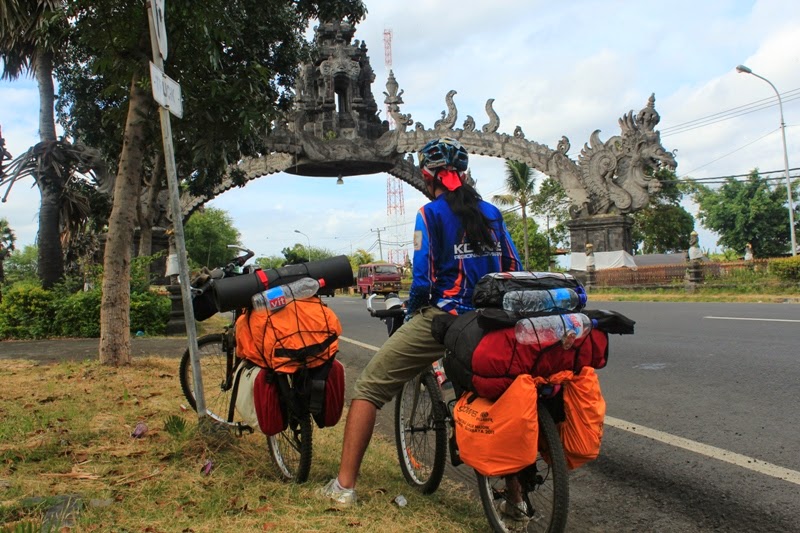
[685,230,704,293]
[165,284,186,336]
[584,243,596,290]
[567,215,634,254]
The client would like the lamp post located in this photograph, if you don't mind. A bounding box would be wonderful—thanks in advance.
[736,64,797,256]
[294,229,311,262]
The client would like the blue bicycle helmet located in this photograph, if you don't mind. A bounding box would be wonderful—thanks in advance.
[418,138,469,173]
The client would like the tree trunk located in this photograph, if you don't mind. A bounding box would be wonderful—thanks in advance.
[99,72,150,366]
[521,204,530,270]
[137,153,163,257]
[35,53,57,142]
[37,184,63,288]
[34,52,63,289]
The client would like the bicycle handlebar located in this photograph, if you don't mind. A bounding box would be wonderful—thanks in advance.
[370,308,406,319]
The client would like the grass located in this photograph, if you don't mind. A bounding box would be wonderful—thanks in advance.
[0,358,487,532]
[585,286,800,303]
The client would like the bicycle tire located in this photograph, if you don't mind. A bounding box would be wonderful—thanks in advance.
[394,371,448,494]
[267,410,313,483]
[179,334,236,421]
[476,403,569,533]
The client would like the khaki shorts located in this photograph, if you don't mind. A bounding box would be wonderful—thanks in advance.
[352,306,448,409]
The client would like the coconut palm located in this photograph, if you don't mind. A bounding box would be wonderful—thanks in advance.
[492,160,537,269]
[1,1,108,288]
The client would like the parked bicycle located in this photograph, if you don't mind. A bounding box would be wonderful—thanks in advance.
[179,246,329,483]
[367,294,569,533]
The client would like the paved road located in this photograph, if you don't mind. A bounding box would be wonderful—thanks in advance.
[326,297,800,532]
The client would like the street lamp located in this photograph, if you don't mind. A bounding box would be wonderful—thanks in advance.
[294,229,311,262]
[736,64,797,256]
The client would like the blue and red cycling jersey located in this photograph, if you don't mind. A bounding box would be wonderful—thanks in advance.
[408,195,522,316]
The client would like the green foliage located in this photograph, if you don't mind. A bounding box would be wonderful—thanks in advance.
[281,244,334,264]
[0,282,57,339]
[493,160,538,268]
[164,415,188,437]
[769,256,800,282]
[529,177,571,250]
[686,169,797,257]
[2,245,39,285]
[130,291,171,336]
[632,169,695,253]
[348,248,375,274]
[56,0,367,201]
[184,208,241,270]
[0,282,169,339]
[255,255,286,270]
[501,211,549,270]
[130,251,166,293]
[54,288,101,337]
[633,204,694,253]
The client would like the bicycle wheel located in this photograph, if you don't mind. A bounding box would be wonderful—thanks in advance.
[476,403,569,533]
[179,334,236,421]
[267,411,313,483]
[394,371,447,494]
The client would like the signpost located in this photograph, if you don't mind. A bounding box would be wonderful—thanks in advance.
[149,62,183,118]
[146,0,207,421]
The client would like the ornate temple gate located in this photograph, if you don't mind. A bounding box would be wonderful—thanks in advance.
[178,20,677,260]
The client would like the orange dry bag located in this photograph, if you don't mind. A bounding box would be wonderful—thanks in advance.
[235,296,342,372]
[559,366,605,469]
[454,374,539,477]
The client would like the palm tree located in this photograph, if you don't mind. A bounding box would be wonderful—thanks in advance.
[1,1,67,288]
[493,160,537,269]
[1,2,108,288]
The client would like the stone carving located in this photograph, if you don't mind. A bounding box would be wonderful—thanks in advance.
[178,19,677,225]
[688,231,704,261]
[481,99,500,133]
[434,90,458,131]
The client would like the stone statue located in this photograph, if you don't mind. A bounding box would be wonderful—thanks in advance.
[585,243,596,270]
[744,243,754,261]
[688,231,704,261]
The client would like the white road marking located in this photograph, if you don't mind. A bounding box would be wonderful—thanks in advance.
[339,336,381,351]
[339,335,800,486]
[705,316,800,323]
[605,416,800,486]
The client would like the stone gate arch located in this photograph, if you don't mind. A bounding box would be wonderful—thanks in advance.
[178,19,677,258]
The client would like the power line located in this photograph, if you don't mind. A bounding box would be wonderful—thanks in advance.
[677,128,780,177]
[661,88,800,138]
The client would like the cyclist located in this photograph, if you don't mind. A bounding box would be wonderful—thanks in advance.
[321,137,521,505]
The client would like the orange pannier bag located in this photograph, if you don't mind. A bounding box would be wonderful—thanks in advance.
[235,296,342,373]
[454,374,539,477]
[558,366,605,470]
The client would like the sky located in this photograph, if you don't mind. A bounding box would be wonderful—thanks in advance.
[2,0,799,265]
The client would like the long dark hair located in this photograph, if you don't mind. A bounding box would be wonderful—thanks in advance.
[444,183,497,253]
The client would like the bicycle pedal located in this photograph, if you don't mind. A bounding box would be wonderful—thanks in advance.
[235,423,255,436]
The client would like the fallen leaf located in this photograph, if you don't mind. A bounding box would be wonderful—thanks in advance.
[254,504,272,513]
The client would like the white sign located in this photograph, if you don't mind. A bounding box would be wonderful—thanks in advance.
[150,62,183,118]
[152,0,168,60]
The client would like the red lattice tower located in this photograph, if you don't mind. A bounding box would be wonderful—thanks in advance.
[384,28,406,265]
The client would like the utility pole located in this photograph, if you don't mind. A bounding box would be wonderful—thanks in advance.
[372,227,386,261]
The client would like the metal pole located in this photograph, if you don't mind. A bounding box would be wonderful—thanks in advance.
[294,229,311,261]
[737,65,796,256]
[146,1,208,418]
